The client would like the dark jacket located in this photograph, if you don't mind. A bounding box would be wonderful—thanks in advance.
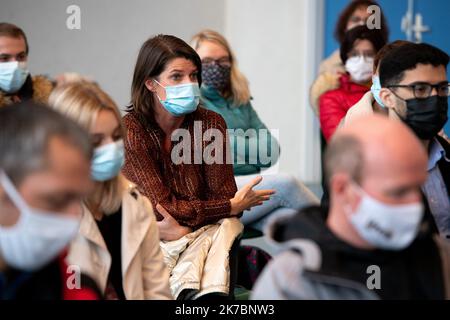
[252,206,450,300]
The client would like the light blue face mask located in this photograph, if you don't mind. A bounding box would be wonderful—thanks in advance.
[370,75,385,108]
[0,61,29,94]
[91,140,125,182]
[154,80,200,117]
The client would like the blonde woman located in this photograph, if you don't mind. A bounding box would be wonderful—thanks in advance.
[192,30,319,231]
[48,82,172,300]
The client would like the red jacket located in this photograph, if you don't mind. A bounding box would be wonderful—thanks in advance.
[319,74,369,141]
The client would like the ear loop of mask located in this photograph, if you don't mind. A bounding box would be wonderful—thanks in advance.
[0,171,29,231]
[382,88,406,119]
[0,171,28,214]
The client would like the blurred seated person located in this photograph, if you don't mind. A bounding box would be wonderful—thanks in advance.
[0,102,100,300]
[309,0,389,116]
[0,23,53,107]
[378,42,450,238]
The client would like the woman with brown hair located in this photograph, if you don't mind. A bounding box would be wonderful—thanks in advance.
[123,34,274,237]
[319,26,387,141]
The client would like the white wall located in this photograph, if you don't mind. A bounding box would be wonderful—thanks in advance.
[0,0,225,107]
[0,0,322,184]
[224,0,322,183]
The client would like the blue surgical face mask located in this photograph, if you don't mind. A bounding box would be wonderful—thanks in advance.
[0,61,29,94]
[371,75,385,108]
[91,140,125,182]
[154,80,200,117]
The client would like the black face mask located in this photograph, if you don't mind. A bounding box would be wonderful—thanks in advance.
[403,95,448,140]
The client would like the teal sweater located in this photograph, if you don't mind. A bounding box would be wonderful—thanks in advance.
[200,86,280,175]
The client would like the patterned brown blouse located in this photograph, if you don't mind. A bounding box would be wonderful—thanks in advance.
[122,107,238,229]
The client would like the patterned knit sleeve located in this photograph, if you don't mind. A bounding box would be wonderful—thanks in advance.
[199,110,238,225]
[122,112,236,229]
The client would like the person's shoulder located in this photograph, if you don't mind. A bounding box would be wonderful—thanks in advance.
[196,105,219,117]
[122,111,146,131]
[344,91,375,124]
[122,110,137,123]
[121,181,156,225]
[31,75,54,104]
[319,85,347,106]
[196,106,228,126]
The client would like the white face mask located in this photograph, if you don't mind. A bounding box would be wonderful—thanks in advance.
[346,182,424,250]
[345,56,374,83]
[0,61,29,94]
[0,171,81,271]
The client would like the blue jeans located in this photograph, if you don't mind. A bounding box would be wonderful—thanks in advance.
[235,173,319,231]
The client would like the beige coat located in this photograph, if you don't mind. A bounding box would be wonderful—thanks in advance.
[160,217,243,299]
[67,187,172,300]
[343,91,399,126]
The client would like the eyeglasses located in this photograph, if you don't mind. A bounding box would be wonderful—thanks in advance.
[201,57,231,68]
[387,82,450,100]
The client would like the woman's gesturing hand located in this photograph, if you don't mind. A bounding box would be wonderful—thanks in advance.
[230,176,275,216]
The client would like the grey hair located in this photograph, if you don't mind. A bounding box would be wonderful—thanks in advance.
[324,135,364,186]
[0,102,93,185]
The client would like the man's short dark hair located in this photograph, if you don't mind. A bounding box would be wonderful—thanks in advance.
[379,42,449,87]
[0,22,29,54]
[0,102,92,184]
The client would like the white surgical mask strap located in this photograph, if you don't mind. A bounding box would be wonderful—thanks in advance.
[0,171,28,213]
[152,79,165,101]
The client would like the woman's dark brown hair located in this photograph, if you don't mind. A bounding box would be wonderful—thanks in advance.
[334,0,389,44]
[128,34,202,118]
